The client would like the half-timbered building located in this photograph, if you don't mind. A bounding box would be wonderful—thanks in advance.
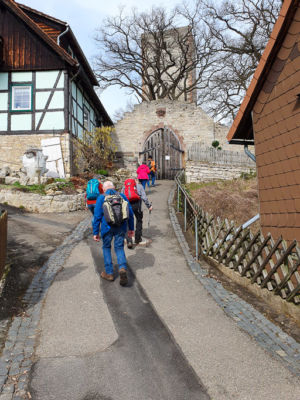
[0,0,112,177]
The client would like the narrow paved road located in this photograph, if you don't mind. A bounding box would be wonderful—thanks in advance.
[26,181,300,400]
[29,237,209,400]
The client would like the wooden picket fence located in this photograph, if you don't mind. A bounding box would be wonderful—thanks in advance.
[187,144,254,166]
[175,172,300,305]
[0,210,7,280]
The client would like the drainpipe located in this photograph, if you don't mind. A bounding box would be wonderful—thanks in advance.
[57,24,69,46]
[244,111,256,162]
[241,214,260,229]
[244,144,256,162]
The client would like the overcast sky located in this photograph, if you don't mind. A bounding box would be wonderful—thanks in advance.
[22,0,183,119]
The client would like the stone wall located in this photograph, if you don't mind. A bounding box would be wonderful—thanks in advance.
[114,100,249,170]
[114,100,215,167]
[0,190,85,213]
[185,161,255,183]
[0,133,72,176]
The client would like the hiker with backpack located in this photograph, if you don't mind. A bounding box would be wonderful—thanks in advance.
[122,178,152,248]
[136,161,150,190]
[93,181,134,286]
[85,176,103,215]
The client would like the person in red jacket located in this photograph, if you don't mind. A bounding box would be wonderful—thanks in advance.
[136,162,150,190]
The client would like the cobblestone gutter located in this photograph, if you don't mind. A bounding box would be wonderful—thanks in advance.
[0,217,90,399]
[168,187,300,377]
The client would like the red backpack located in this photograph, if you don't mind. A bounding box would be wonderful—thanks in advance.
[124,179,140,203]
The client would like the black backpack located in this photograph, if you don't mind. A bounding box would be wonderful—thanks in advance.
[103,194,129,227]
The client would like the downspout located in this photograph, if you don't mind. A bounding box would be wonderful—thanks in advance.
[242,111,259,228]
[244,144,256,162]
[57,24,69,46]
[244,111,256,162]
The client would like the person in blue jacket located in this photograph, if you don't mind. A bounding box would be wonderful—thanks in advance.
[93,180,134,286]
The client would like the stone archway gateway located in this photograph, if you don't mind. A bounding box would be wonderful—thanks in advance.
[113,100,231,178]
[140,126,183,180]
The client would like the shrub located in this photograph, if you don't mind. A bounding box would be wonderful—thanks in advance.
[73,126,116,173]
[96,169,108,176]
[54,178,67,183]
[240,170,257,180]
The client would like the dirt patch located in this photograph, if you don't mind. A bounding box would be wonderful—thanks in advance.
[0,204,87,347]
[187,177,260,232]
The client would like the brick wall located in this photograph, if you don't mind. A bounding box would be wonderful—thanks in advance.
[253,6,300,243]
[0,133,72,175]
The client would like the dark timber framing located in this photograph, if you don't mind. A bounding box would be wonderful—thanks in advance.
[36,71,62,131]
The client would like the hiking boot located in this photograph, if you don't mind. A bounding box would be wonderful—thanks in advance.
[127,240,133,249]
[119,268,128,286]
[100,271,114,281]
[135,237,148,247]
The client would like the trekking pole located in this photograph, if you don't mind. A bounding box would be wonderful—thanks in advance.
[147,209,152,237]
[148,209,151,229]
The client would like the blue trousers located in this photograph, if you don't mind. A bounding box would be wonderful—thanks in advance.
[149,171,156,186]
[139,179,148,190]
[88,204,96,214]
[102,228,127,275]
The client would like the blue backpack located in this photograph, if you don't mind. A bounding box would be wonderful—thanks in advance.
[86,179,100,200]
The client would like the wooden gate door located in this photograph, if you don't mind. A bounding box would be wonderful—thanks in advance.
[141,127,183,179]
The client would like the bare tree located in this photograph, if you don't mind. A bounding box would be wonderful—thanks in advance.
[112,99,136,123]
[94,0,282,123]
[192,0,282,122]
[94,6,212,103]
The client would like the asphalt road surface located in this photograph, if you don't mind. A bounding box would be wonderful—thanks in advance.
[29,236,209,400]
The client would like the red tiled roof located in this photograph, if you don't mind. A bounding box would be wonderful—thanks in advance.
[227,0,298,144]
[35,22,61,41]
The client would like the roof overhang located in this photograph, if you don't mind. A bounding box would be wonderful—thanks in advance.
[2,0,77,67]
[228,139,255,146]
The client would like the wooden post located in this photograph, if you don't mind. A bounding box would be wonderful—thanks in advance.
[177,185,180,212]
[184,196,187,232]
[0,210,7,280]
[195,216,198,260]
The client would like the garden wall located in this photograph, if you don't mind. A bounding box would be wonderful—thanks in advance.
[0,190,85,213]
[185,161,254,183]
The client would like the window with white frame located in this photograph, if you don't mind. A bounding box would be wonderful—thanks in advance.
[11,85,32,111]
[83,106,90,131]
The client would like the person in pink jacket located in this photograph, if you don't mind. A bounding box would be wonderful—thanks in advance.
[136,162,150,190]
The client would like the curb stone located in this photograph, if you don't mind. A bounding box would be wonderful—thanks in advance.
[168,187,300,376]
[0,217,91,399]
